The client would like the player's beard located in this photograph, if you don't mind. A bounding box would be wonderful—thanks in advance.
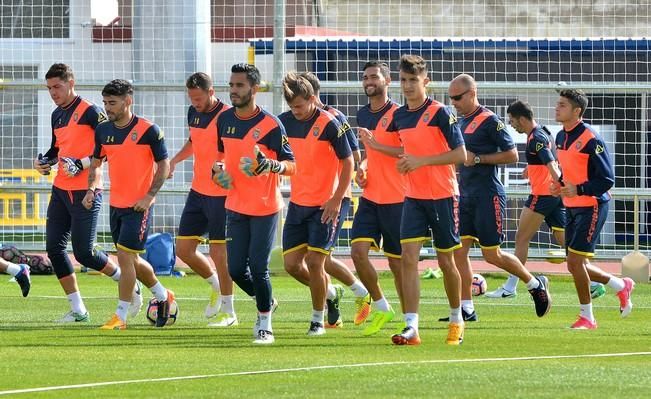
[231,90,253,108]
[364,85,383,98]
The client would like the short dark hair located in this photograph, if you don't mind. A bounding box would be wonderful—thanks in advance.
[282,72,314,102]
[363,61,391,80]
[102,79,134,97]
[231,63,261,86]
[559,89,589,117]
[399,55,427,76]
[299,72,320,93]
[45,63,74,81]
[186,72,213,91]
[506,100,534,120]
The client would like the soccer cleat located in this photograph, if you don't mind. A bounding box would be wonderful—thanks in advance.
[56,310,90,323]
[616,277,635,317]
[325,319,343,328]
[529,275,552,317]
[362,308,395,336]
[205,290,220,319]
[354,294,372,325]
[155,290,175,327]
[570,315,598,330]
[100,314,127,330]
[15,264,31,297]
[252,299,277,336]
[128,281,143,318]
[391,326,421,345]
[253,329,275,345]
[271,297,279,313]
[439,308,478,322]
[446,322,464,345]
[307,321,326,336]
[485,286,517,299]
[326,285,344,326]
[590,283,606,299]
[208,312,239,327]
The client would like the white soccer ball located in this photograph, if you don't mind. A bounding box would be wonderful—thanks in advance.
[471,273,487,296]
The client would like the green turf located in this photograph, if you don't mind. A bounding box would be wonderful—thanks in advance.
[0,273,649,398]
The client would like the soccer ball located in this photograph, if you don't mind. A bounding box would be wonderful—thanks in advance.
[146,297,179,326]
[471,273,487,296]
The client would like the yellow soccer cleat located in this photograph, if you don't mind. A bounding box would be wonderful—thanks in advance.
[446,322,464,345]
[100,314,127,330]
[354,294,372,325]
[362,308,395,336]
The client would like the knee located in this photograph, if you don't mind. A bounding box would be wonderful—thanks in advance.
[350,246,367,266]
[483,251,501,266]
[283,258,301,275]
[72,248,95,266]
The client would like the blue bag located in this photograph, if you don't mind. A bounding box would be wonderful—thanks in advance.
[143,233,176,275]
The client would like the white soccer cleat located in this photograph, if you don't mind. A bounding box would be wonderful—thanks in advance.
[252,330,275,345]
[128,281,144,318]
[205,291,220,319]
[208,312,238,327]
[56,310,90,323]
[485,286,517,299]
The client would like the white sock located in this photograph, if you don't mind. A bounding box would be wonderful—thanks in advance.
[259,311,272,332]
[116,300,130,322]
[374,297,391,312]
[348,280,369,298]
[311,309,325,324]
[461,300,474,313]
[205,274,220,292]
[404,313,419,330]
[109,267,121,282]
[606,277,625,292]
[579,303,594,322]
[504,274,519,292]
[5,262,21,276]
[326,284,337,300]
[450,307,463,323]
[150,282,168,301]
[67,291,87,314]
[525,277,541,290]
[221,295,234,314]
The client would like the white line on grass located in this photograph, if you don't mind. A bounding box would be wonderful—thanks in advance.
[1,351,650,396]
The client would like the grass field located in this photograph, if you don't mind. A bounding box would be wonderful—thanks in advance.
[0,271,649,398]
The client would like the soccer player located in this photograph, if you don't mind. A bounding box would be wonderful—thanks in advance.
[212,63,295,344]
[551,89,634,329]
[35,63,141,323]
[299,71,371,327]
[443,74,551,322]
[280,72,354,336]
[0,259,31,297]
[352,61,405,336]
[84,79,174,330]
[487,100,606,299]
[388,55,466,346]
[168,72,236,326]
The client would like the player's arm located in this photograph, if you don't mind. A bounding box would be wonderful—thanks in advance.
[321,120,353,224]
[82,132,105,209]
[34,124,59,175]
[358,127,404,158]
[134,126,170,212]
[240,121,296,177]
[465,117,518,166]
[168,138,193,178]
[534,135,562,183]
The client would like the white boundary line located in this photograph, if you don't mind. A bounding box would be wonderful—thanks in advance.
[1,351,650,396]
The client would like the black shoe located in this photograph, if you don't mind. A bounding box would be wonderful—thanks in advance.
[325,285,343,326]
[14,264,31,298]
[439,308,478,322]
[307,321,325,336]
[529,276,551,317]
[156,299,170,327]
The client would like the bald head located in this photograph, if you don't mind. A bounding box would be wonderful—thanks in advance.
[451,74,477,91]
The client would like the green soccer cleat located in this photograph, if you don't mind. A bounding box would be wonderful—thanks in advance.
[590,283,606,299]
[363,308,395,336]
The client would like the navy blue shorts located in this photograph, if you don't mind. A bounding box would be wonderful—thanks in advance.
[110,206,153,253]
[400,197,461,252]
[524,194,566,231]
[177,190,226,243]
[566,202,608,257]
[282,201,338,255]
[459,195,505,248]
[351,197,403,258]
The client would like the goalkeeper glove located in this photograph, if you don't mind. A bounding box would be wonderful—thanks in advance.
[60,157,90,177]
[211,162,233,189]
[239,145,285,177]
[37,153,59,175]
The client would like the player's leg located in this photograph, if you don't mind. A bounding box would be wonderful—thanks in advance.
[249,212,278,344]
[206,196,233,319]
[46,188,88,322]
[450,195,477,321]
[282,202,312,285]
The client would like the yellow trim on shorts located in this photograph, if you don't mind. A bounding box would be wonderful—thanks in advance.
[176,235,205,242]
[307,246,331,255]
[351,237,380,251]
[384,251,402,259]
[282,243,308,256]
[568,247,594,257]
[551,226,565,232]
[479,243,501,250]
[461,235,479,242]
[116,243,145,254]
[400,236,430,244]
[435,243,463,253]
[208,239,226,244]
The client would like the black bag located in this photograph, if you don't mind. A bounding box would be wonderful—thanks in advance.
[1,245,54,275]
